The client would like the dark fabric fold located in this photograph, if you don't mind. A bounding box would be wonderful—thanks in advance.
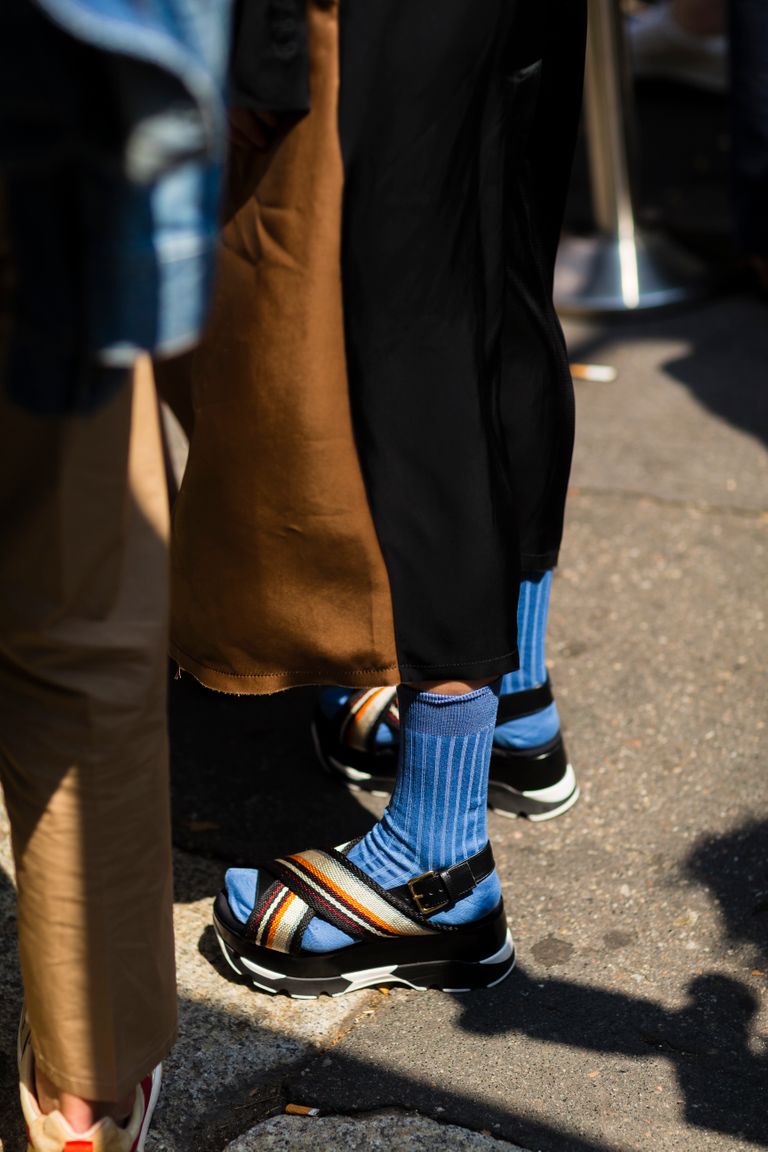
[230,0,311,113]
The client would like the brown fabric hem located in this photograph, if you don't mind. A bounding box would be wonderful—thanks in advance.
[170,642,401,696]
[32,1027,177,1102]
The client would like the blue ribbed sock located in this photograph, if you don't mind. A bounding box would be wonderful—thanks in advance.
[227,683,501,952]
[494,570,560,750]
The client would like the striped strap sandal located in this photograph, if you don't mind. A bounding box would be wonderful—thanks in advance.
[212,841,515,998]
[311,679,579,822]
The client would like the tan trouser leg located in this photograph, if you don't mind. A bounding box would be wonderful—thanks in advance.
[0,199,176,1097]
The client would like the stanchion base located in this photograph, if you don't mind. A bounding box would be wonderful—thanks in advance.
[554,228,711,315]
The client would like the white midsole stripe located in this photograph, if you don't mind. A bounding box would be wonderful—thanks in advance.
[480,930,514,965]
[338,964,398,990]
[329,756,373,782]
[522,763,576,803]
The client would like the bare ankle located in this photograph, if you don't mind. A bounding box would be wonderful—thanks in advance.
[35,1067,133,1133]
[410,677,498,696]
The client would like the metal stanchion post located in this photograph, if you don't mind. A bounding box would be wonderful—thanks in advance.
[555,0,709,314]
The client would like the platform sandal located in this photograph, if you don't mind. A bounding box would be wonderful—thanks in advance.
[213,841,515,998]
[311,679,579,822]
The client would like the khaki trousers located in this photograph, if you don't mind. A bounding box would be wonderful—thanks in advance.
[0,195,177,1098]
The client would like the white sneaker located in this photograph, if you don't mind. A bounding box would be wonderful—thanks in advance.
[627,2,728,92]
[18,1011,162,1152]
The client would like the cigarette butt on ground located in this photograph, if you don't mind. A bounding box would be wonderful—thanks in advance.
[570,362,618,383]
[285,1104,321,1117]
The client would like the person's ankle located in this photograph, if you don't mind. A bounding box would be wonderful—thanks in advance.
[35,1067,133,1132]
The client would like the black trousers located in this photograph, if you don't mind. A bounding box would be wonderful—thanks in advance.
[339,0,586,678]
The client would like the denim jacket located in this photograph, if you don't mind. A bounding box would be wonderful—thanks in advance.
[0,0,233,413]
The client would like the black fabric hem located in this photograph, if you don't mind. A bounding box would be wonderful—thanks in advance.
[397,648,520,685]
[521,549,559,572]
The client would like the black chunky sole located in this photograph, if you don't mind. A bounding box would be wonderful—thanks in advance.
[311,719,579,822]
[488,740,580,822]
[213,891,515,998]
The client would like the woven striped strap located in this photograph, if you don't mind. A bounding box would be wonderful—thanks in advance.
[340,687,399,752]
[244,845,442,955]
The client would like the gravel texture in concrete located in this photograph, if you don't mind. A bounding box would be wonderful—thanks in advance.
[223,1111,527,1152]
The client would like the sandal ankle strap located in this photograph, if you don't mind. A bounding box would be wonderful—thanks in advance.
[391,842,496,916]
[496,676,554,724]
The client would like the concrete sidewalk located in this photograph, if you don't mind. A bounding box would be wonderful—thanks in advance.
[1,86,767,1152]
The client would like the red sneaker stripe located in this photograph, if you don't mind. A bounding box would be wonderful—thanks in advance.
[129,1073,154,1151]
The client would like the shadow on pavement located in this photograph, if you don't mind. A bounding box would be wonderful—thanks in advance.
[185,832,767,1152]
[686,818,768,970]
[453,964,765,1147]
[168,672,378,889]
[565,301,768,454]
[0,654,764,1150]
[173,665,767,1152]
[267,947,765,1152]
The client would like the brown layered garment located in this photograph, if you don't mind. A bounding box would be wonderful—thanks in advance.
[158,0,586,694]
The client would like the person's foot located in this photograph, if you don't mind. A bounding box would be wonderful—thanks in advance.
[216,685,515,997]
[34,1068,134,1134]
[312,678,579,821]
[627,2,727,92]
[215,840,515,997]
[18,1011,162,1152]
